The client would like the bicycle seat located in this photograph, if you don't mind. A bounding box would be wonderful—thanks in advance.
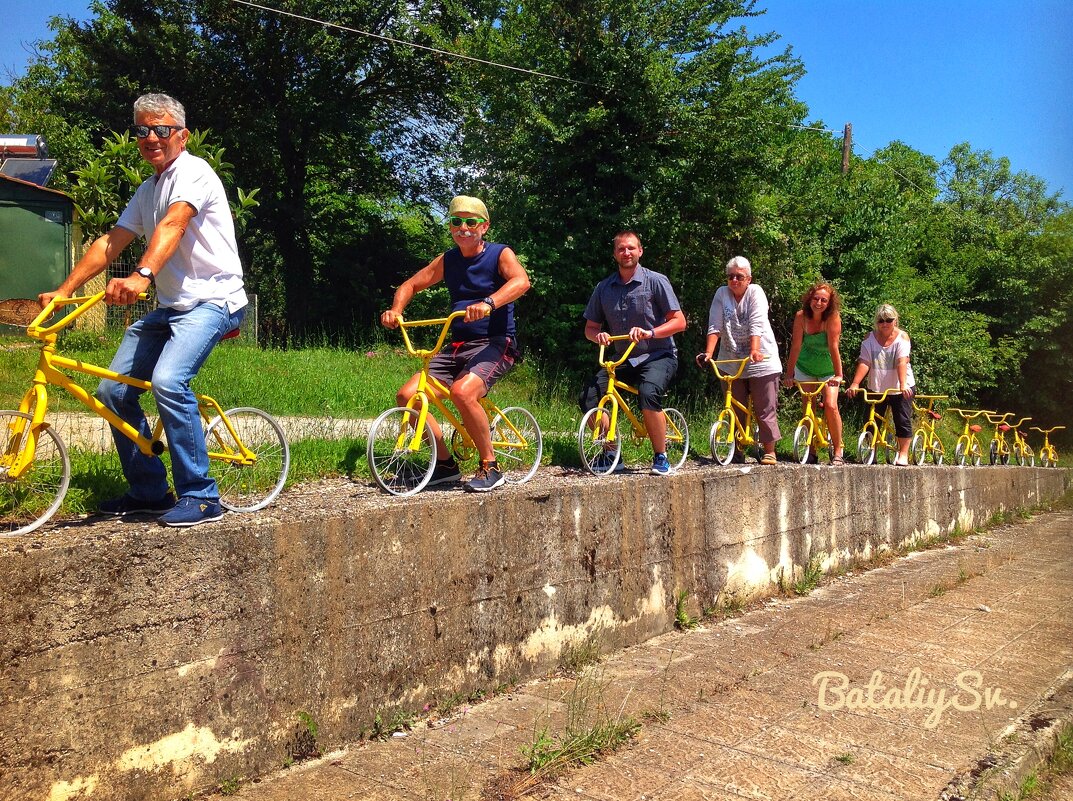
[927,410,941,420]
[970,425,982,433]
[998,424,1010,432]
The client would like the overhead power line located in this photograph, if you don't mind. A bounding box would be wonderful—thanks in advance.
[229,0,596,86]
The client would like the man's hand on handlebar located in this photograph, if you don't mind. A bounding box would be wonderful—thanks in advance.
[37,291,60,309]
[380,309,402,329]
[463,300,492,323]
[695,352,711,368]
[104,275,150,306]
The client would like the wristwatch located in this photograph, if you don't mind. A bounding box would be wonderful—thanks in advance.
[482,296,496,312]
[134,267,154,282]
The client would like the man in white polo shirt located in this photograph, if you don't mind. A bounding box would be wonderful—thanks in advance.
[39,93,247,527]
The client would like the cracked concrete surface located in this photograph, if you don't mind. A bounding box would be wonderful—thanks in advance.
[217,509,1073,801]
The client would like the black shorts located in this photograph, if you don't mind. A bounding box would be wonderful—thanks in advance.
[578,353,678,412]
[428,337,518,390]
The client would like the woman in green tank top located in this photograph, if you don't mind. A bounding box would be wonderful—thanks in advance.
[782,282,845,463]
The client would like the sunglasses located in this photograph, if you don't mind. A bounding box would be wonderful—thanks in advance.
[449,216,486,227]
[132,124,185,139]
[727,274,748,282]
[877,317,896,324]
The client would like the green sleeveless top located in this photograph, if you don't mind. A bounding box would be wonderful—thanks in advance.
[797,330,835,377]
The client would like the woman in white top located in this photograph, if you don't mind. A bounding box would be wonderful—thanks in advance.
[846,304,916,465]
[698,256,782,464]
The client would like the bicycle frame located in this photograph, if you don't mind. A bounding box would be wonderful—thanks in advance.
[708,357,761,465]
[791,380,832,464]
[948,408,993,467]
[10,293,255,479]
[576,335,689,473]
[984,412,1014,466]
[1030,426,1064,468]
[391,311,532,458]
[910,394,947,465]
[856,389,900,465]
[1007,417,1033,466]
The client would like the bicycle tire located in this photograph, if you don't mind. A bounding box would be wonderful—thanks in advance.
[910,433,926,466]
[989,439,999,466]
[710,412,736,466]
[1025,447,1035,468]
[206,408,290,512]
[792,421,814,465]
[856,429,876,466]
[491,406,542,484]
[368,406,437,496]
[931,440,945,466]
[1041,449,1053,468]
[749,416,763,462]
[971,442,982,466]
[0,410,71,537]
[578,407,620,476]
[663,408,690,470]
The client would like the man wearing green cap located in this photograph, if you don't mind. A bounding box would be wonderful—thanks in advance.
[381,196,531,491]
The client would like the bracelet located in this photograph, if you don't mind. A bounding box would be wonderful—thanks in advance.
[647,328,655,338]
[482,296,496,312]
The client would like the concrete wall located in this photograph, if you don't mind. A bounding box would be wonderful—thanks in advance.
[1,465,1068,801]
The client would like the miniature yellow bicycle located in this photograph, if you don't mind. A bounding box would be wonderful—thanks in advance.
[1008,417,1034,467]
[368,312,543,495]
[910,394,948,465]
[790,381,836,464]
[707,357,763,465]
[984,411,1014,466]
[1,292,290,537]
[948,408,992,467]
[577,335,689,475]
[1031,425,1064,468]
[855,389,902,465]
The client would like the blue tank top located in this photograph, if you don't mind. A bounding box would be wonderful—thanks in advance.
[443,241,516,340]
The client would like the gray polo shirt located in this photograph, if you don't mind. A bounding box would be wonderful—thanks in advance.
[583,264,681,366]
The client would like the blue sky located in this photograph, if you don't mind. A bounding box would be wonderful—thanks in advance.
[2,0,1070,197]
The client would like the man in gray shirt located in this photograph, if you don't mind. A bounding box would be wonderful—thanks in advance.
[580,231,687,475]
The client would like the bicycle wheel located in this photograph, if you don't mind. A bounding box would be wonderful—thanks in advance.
[989,439,998,465]
[1025,447,1035,467]
[971,441,982,466]
[709,412,736,466]
[491,406,542,484]
[206,408,290,512]
[910,433,926,465]
[367,406,437,496]
[792,421,814,464]
[931,440,945,466]
[856,429,876,465]
[578,407,620,476]
[1041,449,1053,468]
[955,437,968,466]
[1013,444,1026,467]
[663,408,690,469]
[0,411,71,537]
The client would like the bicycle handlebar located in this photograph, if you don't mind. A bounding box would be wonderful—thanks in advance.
[984,411,1014,425]
[394,310,467,357]
[858,388,903,403]
[947,408,994,420]
[706,355,769,381]
[27,291,150,340]
[1030,426,1065,434]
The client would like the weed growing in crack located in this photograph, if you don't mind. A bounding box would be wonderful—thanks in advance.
[560,627,604,675]
[673,589,699,630]
[792,556,825,596]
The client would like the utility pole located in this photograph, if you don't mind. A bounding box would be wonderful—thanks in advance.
[841,123,852,175]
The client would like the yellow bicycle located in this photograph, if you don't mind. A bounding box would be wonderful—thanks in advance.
[1008,417,1034,467]
[707,357,763,465]
[1,292,290,537]
[577,335,689,475]
[910,394,948,465]
[368,312,542,495]
[984,412,1014,466]
[855,389,902,465]
[948,408,992,467]
[790,381,836,464]
[1031,425,1064,468]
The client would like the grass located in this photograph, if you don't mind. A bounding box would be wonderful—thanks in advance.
[559,628,604,675]
[791,556,826,596]
[673,589,700,630]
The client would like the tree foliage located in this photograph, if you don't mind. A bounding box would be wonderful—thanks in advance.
[3,0,1070,432]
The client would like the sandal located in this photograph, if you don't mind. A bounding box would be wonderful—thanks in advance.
[760,453,777,465]
[831,454,846,466]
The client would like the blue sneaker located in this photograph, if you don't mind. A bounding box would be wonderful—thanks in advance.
[592,451,625,474]
[160,497,224,528]
[99,491,176,516]
[651,452,672,476]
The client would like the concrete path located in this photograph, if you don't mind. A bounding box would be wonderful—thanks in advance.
[214,509,1073,801]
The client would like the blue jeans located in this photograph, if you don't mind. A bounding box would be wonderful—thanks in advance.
[97,302,245,501]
